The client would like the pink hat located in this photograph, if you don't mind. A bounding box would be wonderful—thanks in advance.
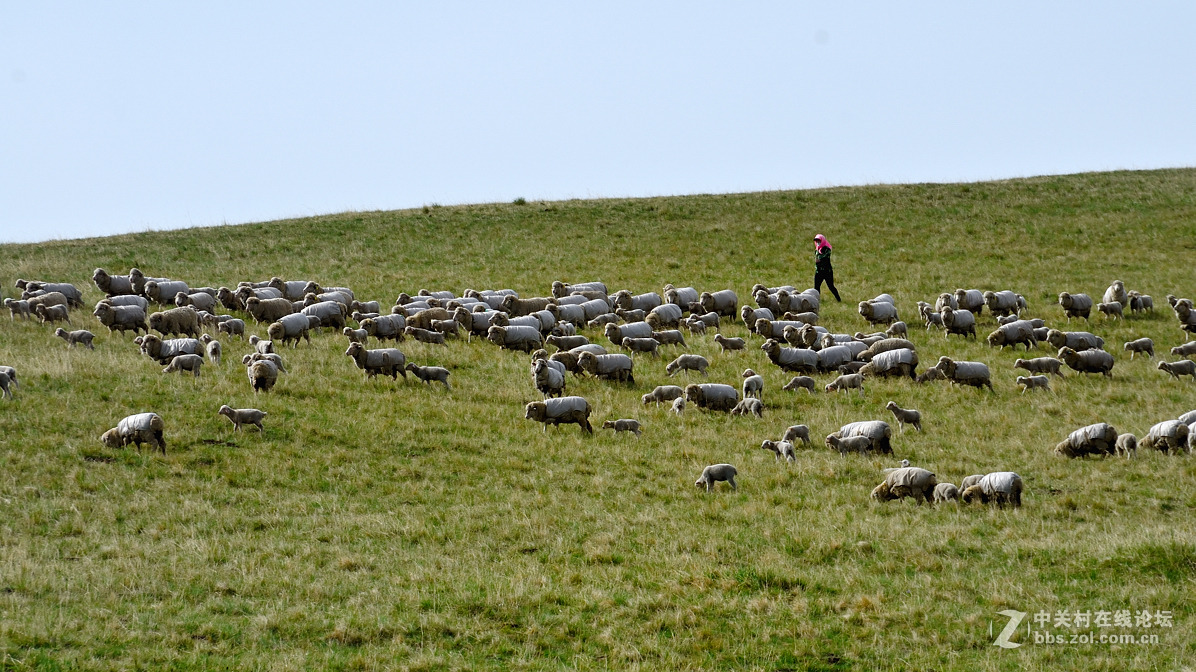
[814,234,831,251]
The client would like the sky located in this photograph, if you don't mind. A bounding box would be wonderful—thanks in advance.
[2,2,1194,244]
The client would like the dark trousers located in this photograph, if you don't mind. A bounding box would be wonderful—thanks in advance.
[815,269,841,302]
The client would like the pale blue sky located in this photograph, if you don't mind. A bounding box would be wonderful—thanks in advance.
[2,2,1194,243]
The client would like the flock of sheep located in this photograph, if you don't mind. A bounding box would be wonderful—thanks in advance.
[5,269,1196,508]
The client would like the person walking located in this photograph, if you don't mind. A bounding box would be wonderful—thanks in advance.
[813,234,842,302]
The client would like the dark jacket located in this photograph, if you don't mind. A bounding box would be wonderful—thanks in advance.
[815,247,833,273]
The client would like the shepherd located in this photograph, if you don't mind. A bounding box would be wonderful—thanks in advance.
[813,233,842,302]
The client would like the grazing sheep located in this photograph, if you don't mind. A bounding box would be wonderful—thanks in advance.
[4,298,31,320]
[730,398,764,417]
[683,383,739,412]
[1016,375,1050,393]
[1114,433,1137,458]
[486,325,543,353]
[601,419,643,436]
[781,376,817,394]
[1057,346,1115,377]
[148,307,201,338]
[139,335,204,364]
[1158,359,1196,381]
[759,339,818,374]
[870,467,937,504]
[162,353,204,377]
[1170,342,1196,358]
[1140,420,1190,454]
[825,373,865,395]
[1123,338,1155,359]
[960,474,984,491]
[695,464,737,492]
[532,358,566,397]
[344,342,407,379]
[35,304,71,325]
[524,395,593,434]
[100,412,166,453]
[832,420,893,454]
[714,334,746,352]
[960,472,1023,508]
[650,329,687,348]
[406,363,452,389]
[1097,301,1123,320]
[1103,280,1128,307]
[666,354,709,377]
[741,369,764,399]
[858,300,899,326]
[933,483,959,504]
[641,384,684,405]
[216,318,245,339]
[1014,357,1064,377]
[826,434,872,455]
[1057,292,1093,321]
[577,352,635,383]
[404,326,448,345]
[983,290,1025,318]
[54,328,94,349]
[218,405,266,432]
[782,424,811,445]
[940,307,977,339]
[933,356,993,391]
[1054,423,1118,458]
[857,348,919,380]
[884,401,922,431]
[621,337,662,357]
[671,396,686,414]
[760,440,796,462]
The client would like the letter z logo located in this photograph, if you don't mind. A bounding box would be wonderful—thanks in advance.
[993,610,1027,649]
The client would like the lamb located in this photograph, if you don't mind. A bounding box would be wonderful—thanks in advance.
[139,335,204,364]
[35,304,71,325]
[650,330,687,348]
[781,376,817,393]
[1139,420,1190,454]
[615,307,647,324]
[695,464,737,492]
[983,290,1025,318]
[1127,291,1153,313]
[343,327,368,344]
[858,300,899,326]
[601,419,643,436]
[933,356,994,391]
[959,474,984,491]
[267,313,315,348]
[831,420,893,454]
[954,289,985,315]
[696,289,738,318]
[1057,346,1115,377]
[741,369,764,399]
[886,321,908,338]
[826,434,872,455]
[671,397,686,414]
[782,424,811,445]
[645,304,685,330]
[546,334,590,351]
[933,483,959,504]
[1057,292,1093,321]
[1016,375,1050,393]
[1097,301,1123,320]
[940,307,977,339]
[730,398,764,417]
[54,328,94,349]
[577,352,635,383]
[682,316,707,335]
[218,405,267,432]
[1103,280,1128,307]
[666,354,709,377]
[760,440,796,462]
[825,373,864,395]
[524,395,593,434]
[914,367,946,384]
[245,297,296,324]
[4,298,31,320]
[162,353,204,377]
[1014,357,1064,377]
[1171,342,1196,358]
[683,383,739,412]
[884,401,922,431]
[858,348,919,380]
[714,334,746,352]
[960,472,1023,508]
[1123,338,1155,359]
[404,326,448,345]
[689,311,721,330]
[92,268,136,296]
[1054,422,1117,458]
[406,363,452,389]
[486,325,543,353]
[986,321,1038,351]
[532,358,566,397]
[870,467,937,504]
[344,342,407,379]
[641,385,684,405]
[100,412,166,453]
[1158,359,1196,381]
[1114,433,1137,458]
[759,339,818,374]
[249,334,275,354]
[216,318,246,339]
[621,337,661,357]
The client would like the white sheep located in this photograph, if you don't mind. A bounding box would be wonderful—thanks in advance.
[54,328,94,349]
[1170,342,1196,358]
[933,483,959,504]
[825,374,864,395]
[741,368,763,399]
[641,385,684,405]
[163,353,204,377]
[760,440,796,462]
[782,424,811,445]
[1016,375,1050,393]
[4,298,31,320]
[695,464,737,492]
[1123,338,1154,359]
[666,354,709,377]
[249,334,275,354]
[671,396,686,414]
[870,467,937,504]
[1114,433,1137,458]
[100,412,166,453]
[218,405,267,432]
[200,334,222,365]
[1097,301,1123,320]
[601,419,643,436]
[730,398,764,417]
[1014,357,1064,377]
[216,318,245,339]
[781,376,816,394]
[825,434,872,456]
[884,401,922,431]
[1158,360,1196,381]
[960,471,1023,508]
[713,334,746,352]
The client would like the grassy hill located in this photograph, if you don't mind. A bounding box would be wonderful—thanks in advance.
[1,169,1195,670]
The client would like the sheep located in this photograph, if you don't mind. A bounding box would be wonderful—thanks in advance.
[1054,423,1118,458]
[530,358,566,398]
[683,383,739,412]
[650,330,687,349]
[1057,292,1093,321]
[143,280,190,305]
[695,464,737,492]
[960,474,984,491]
[885,321,908,338]
[1097,301,1123,321]
[960,472,1023,508]
[249,334,275,355]
[671,397,686,414]
[162,353,204,378]
[759,339,818,374]
[361,313,408,343]
[758,319,810,340]
[696,289,738,318]
[933,483,959,504]
[682,316,707,335]
[92,268,136,297]
[406,363,452,389]
[986,321,1038,351]
[611,290,663,312]
[983,290,1025,318]
[549,321,577,337]
[954,289,985,315]
[172,291,216,312]
[645,304,685,330]
[1057,346,1115,377]
[1121,338,1154,359]
[935,292,959,312]
[267,313,315,348]
[26,291,69,313]
[404,326,448,345]
[933,356,993,391]
[139,335,204,364]
[266,278,314,301]
[730,398,764,417]
[245,297,296,324]
[666,354,709,377]
[1171,342,1196,358]
[1127,291,1153,313]
[1014,357,1064,377]
[4,298,31,320]
[343,327,368,344]
[601,419,643,436]
[615,307,647,324]
[100,412,166,454]
[1140,420,1190,454]
[621,337,661,357]
[781,376,817,394]
[760,440,796,462]
[148,307,202,338]
[577,352,635,383]
[859,338,916,361]
[22,281,84,308]
[884,401,922,431]
[0,371,11,399]
[914,367,946,384]
[486,325,543,353]
[662,284,700,310]
[546,334,590,351]
[242,352,287,373]
[1114,433,1137,458]
[742,306,774,329]
[870,467,937,504]
[826,434,872,455]
[54,328,94,349]
[586,313,620,328]
[212,318,244,340]
[1103,280,1128,307]
[552,281,607,298]
[1016,375,1050,393]
[858,348,919,380]
[524,395,593,434]
[831,420,893,455]
[350,300,382,314]
[688,311,721,330]
[825,373,865,395]
[642,385,684,405]
[218,405,266,432]
[858,300,899,326]
[1158,359,1196,381]
[301,300,349,331]
[741,369,763,399]
[940,307,977,339]
[35,303,71,325]
[344,342,407,379]
[714,334,746,352]
[1175,301,1196,336]
[779,424,810,446]
[549,345,607,378]
[500,294,557,317]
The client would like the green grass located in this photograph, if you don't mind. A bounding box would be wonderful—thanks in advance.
[2,169,1196,670]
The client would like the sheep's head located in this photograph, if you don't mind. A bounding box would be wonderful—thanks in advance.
[100,429,123,448]
[524,401,546,420]
[344,342,364,358]
[870,482,893,502]
[960,485,987,504]
[684,384,701,402]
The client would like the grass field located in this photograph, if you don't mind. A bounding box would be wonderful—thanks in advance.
[1,169,1195,670]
